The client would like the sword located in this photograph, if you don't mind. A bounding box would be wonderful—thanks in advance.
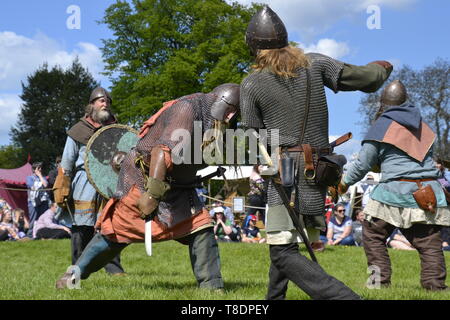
[144,167,228,256]
[271,178,318,263]
[253,133,317,262]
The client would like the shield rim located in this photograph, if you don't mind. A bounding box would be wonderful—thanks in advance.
[85,123,139,199]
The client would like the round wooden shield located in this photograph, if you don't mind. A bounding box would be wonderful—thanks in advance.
[85,124,139,199]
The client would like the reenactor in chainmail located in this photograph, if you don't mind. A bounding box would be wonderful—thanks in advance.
[56,83,240,290]
[339,80,450,291]
[59,87,126,276]
[240,6,393,300]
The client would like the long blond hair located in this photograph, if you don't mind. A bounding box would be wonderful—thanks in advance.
[252,45,310,78]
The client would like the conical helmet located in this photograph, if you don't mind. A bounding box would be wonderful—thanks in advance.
[245,6,288,55]
[89,87,112,104]
[380,80,407,107]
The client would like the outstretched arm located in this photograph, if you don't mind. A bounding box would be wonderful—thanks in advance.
[337,61,393,93]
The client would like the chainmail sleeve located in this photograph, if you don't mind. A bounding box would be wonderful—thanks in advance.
[240,79,265,129]
[307,53,344,93]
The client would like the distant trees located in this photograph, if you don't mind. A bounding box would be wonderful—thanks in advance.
[10,59,99,171]
[100,0,258,125]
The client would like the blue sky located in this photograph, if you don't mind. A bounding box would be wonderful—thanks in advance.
[0,0,448,159]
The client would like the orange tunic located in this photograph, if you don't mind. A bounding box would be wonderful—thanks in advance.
[96,185,213,244]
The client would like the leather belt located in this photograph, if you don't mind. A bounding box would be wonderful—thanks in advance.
[286,146,331,154]
[398,178,435,183]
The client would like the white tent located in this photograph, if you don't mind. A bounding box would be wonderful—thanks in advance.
[197,166,253,180]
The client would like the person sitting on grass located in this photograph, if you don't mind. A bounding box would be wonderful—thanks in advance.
[0,208,22,241]
[33,202,71,240]
[387,228,416,251]
[213,207,240,242]
[326,203,355,246]
[13,208,30,237]
[241,215,266,243]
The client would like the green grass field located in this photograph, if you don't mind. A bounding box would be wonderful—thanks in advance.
[1,239,450,300]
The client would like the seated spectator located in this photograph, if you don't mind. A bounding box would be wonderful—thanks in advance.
[441,227,450,251]
[352,209,364,246]
[212,207,240,242]
[12,208,29,236]
[33,202,71,240]
[326,203,355,246]
[387,228,416,251]
[241,215,266,244]
[209,195,234,222]
[0,208,22,241]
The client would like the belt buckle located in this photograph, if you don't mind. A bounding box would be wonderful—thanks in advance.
[304,168,316,180]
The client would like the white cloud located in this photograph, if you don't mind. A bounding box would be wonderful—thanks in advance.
[233,0,416,39]
[0,31,106,146]
[0,94,22,146]
[301,39,350,60]
[0,31,105,91]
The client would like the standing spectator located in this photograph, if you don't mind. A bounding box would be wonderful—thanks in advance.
[59,87,125,275]
[240,5,390,300]
[352,209,364,246]
[244,165,267,226]
[326,204,355,246]
[47,156,62,203]
[242,215,266,243]
[33,202,71,240]
[26,162,50,237]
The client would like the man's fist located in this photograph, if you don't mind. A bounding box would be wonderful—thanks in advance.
[338,180,349,195]
[369,60,393,72]
[137,193,159,220]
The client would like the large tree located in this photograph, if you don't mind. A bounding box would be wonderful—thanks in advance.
[100,0,258,126]
[10,59,99,172]
[0,145,25,169]
[358,58,450,159]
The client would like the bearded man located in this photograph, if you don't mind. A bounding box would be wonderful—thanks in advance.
[56,83,239,290]
[60,87,125,275]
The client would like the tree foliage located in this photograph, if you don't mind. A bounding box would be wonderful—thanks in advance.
[10,60,99,172]
[358,58,450,159]
[100,0,259,126]
[0,145,25,169]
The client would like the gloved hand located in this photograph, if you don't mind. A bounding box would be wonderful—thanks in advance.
[338,179,349,195]
[137,193,159,220]
[369,60,393,72]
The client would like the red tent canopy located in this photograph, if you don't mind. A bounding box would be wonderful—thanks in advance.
[0,163,33,215]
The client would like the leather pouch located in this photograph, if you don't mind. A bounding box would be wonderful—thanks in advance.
[53,167,71,206]
[315,154,347,187]
[413,182,437,213]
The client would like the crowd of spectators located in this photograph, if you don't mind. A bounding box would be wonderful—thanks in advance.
[2,157,449,251]
[0,160,70,242]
